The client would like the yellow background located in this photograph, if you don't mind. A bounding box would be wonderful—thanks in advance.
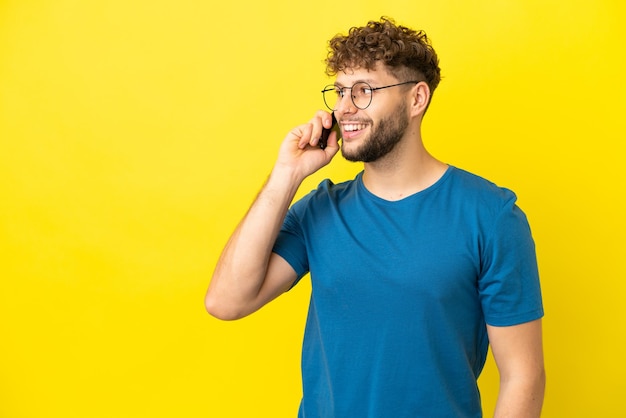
[1,0,624,417]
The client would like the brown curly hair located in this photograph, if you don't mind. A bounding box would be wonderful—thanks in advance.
[325,17,441,96]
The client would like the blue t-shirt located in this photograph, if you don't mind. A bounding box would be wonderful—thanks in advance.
[273,166,544,418]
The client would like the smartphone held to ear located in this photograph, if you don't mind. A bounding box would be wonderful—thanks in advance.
[319,113,338,150]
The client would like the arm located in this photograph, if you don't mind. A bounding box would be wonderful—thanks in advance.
[488,319,545,418]
[205,111,339,320]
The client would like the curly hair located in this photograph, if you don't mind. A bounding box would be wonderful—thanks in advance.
[325,17,441,96]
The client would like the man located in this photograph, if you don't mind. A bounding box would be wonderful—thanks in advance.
[206,17,545,418]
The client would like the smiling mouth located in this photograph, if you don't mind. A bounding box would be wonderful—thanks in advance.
[342,123,368,133]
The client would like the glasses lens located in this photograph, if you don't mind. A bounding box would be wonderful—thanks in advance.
[322,82,373,110]
[351,82,372,110]
[322,85,340,111]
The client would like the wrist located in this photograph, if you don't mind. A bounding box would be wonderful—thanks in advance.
[270,163,307,188]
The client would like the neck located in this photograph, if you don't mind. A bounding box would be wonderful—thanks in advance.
[361,129,448,201]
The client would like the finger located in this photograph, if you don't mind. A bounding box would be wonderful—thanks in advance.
[297,124,314,149]
[313,109,333,127]
[310,112,334,148]
[322,111,335,129]
[325,130,340,151]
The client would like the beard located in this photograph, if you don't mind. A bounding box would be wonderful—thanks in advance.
[341,101,409,163]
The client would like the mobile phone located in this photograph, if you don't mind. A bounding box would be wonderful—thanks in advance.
[319,113,338,150]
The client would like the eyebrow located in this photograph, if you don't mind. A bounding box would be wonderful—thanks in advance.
[334,78,379,87]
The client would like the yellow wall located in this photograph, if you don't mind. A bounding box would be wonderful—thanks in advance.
[1,1,624,417]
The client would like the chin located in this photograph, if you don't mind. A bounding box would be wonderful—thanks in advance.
[339,143,364,163]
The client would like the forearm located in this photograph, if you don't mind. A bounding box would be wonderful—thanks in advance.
[206,166,303,319]
[206,111,338,320]
[493,369,546,418]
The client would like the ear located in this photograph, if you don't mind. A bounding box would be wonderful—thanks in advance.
[409,82,431,118]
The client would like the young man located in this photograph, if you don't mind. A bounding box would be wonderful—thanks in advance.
[206,17,545,418]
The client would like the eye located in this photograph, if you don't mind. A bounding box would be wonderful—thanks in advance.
[334,87,345,98]
[354,83,372,97]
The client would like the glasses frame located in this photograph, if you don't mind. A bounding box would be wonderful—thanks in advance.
[321,80,421,111]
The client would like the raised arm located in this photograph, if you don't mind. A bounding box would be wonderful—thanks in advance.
[205,112,339,320]
[488,318,545,418]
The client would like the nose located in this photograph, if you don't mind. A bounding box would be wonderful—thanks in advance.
[334,91,357,115]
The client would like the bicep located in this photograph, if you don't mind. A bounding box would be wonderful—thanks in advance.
[487,319,546,416]
[249,252,299,312]
[487,319,545,378]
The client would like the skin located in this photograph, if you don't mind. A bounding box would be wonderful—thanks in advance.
[206,61,545,417]
[339,93,408,163]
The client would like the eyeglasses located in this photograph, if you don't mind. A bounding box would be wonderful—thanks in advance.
[321,80,421,111]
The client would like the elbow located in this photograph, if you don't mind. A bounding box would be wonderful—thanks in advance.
[537,365,547,396]
[204,293,249,321]
[501,365,546,393]
[528,360,546,395]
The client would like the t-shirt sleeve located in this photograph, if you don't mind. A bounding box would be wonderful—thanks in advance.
[272,200,310,287]
[478,195,544,326]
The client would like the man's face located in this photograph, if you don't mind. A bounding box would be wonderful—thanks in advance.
[333,66,410,163]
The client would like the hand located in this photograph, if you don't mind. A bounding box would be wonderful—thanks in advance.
[274,110,340,181]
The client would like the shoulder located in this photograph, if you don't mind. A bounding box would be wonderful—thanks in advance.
[446,166,518,209]
[448,166,514,196]
[292,173,361,209]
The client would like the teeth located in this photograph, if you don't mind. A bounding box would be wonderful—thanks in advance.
[343,124,367,132]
